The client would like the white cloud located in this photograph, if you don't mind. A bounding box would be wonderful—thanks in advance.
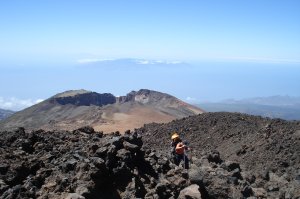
[136,60,151,65]
[185,97,198,102]
[77,58,114,64]
[76,58,185,65]
[166,61,182,64]
[35,99,44,103]
[0,97,44,111]
[135,59,183,65]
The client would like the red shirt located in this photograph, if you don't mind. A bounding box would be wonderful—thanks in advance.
[175,142,185,154]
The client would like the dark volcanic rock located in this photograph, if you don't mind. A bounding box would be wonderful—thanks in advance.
[137,112,300,198]
[0,128,200,199]
[0,128,254,199]
[0,112,299,199]
[76,126,95,134]
[51,92,116,106]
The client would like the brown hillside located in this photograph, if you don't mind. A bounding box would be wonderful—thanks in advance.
[0,89,204,132]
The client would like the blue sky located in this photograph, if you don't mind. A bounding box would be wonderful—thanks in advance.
[0,0,300,110]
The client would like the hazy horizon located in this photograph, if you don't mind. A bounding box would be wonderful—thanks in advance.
[1,58,300,111]
[1,1,299,110]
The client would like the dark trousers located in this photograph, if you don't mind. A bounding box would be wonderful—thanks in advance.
[174,153,189,169]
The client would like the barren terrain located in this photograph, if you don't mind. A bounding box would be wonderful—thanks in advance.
[0,89,203,132]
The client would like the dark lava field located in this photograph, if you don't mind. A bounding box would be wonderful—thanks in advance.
[0,112,299,198]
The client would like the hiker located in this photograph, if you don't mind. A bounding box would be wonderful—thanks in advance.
[171,132,189,169]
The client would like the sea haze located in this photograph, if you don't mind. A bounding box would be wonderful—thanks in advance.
[197,96,300,120]
[1,59,299,108]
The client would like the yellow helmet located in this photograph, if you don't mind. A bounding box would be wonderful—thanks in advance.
[171,132,179,140]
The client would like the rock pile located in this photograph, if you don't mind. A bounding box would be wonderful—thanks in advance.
[1,128,196,199]
[0,112,300,198]
[137,112,300,198]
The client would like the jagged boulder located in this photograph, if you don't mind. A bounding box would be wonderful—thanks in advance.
[178,184,202,199]
[188,166,204,186]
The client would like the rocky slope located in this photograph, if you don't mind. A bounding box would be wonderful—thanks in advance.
[0,112,299,198]
[0,89,204,132]
[138,112,300,174]
[137,112,300,198]
[0,109,14,121]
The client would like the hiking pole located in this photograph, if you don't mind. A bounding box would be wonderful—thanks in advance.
[184,145,190,170]
[183,147,186,169]
[183,140,190,170]
[190,148,193,165]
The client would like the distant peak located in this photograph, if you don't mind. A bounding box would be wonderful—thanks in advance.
[116,89,174,104]
[50,90,116,106]
[132,89,168,95]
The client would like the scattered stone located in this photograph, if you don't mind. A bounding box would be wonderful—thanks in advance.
[124,129,131,134]
[178,184,202,199]
[241,185,253,197]
[225,161,241,172]
[207,150,222,164]
[0,164,9,175]
[227,176,238,185]
[123,141,139,152]
[267,184,279,192]
[188,167,203,186]
[231,168,242,180]
[65,193,85,199]
[261,169,270,181]
[252,187,267,198]
[95,147,108,158]
[76,126,95,134]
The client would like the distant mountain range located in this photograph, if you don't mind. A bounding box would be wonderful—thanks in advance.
[0,89,204,132]
[0,108,14,121]
[197,96,300,120]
